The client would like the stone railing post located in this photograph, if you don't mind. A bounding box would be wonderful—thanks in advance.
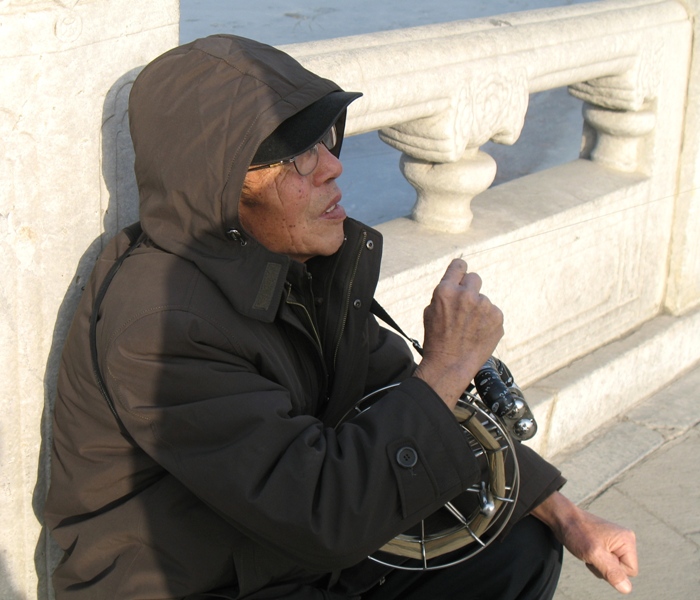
[667,0,700,314]
[579,104,656,174]
[0,2,178,598]
[399,149,497,233]
[568,22,700,315]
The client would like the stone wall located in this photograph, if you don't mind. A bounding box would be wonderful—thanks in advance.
[0,2,178,598]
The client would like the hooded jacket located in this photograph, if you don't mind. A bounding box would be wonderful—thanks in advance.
[45,35,564,600]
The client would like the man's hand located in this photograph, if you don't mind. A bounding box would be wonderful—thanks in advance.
[413,258,504,409]
[532,492,639,594]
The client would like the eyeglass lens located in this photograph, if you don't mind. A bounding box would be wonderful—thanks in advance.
[293,124,338,176]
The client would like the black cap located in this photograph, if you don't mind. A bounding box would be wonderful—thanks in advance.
[251,90,362,166]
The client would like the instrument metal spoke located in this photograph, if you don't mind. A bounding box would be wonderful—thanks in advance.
[466,523,487,547]
[493,495,515,503]
[444,501,470,527]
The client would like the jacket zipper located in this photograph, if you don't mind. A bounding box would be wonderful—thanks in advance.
[332,230,367,369]
[284,282,325,361]
[284,281,330,406]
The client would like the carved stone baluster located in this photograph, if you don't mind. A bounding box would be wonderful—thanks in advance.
[580,103,656,173]
[400,147,497,233]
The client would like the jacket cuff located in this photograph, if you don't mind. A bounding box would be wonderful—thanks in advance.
[507,442,566,529]
[386,377,481,517]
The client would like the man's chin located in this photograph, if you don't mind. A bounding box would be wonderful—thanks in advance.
[319,227,346,258]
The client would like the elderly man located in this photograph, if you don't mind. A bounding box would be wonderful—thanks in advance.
[45,35,637,599]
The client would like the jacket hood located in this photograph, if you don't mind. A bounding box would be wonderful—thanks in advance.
[128,35,347,321]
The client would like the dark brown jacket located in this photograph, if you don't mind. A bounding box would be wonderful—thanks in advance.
[45,35,564,599]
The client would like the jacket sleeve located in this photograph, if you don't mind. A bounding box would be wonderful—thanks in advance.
[363,315,567,528]
[364,315,416,395]
[509,443,566,525]
[104,308,481,571]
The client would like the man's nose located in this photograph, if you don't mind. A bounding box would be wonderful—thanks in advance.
[313,142,343,182]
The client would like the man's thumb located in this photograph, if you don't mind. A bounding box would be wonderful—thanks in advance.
[608,568,632,594]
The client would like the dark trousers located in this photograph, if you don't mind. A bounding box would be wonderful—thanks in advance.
[335,516,563,600]
[195,517,563,599]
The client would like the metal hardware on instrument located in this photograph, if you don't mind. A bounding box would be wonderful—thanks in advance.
[343,357,538,570]
[473,357,537,441]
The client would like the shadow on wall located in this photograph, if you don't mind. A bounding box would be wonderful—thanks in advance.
[32,66,143,600]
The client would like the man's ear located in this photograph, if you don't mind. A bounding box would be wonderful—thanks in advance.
[239,176,261,208]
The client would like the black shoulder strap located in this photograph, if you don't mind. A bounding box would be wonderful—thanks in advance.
[89,223,145,442]
[370,299,424,357]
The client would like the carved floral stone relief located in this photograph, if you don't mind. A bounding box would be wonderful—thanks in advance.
[0,0,98,43]
[569,39,663,111]
[455,68,529,150]
[55,10,82,43]
[379,65,529,164]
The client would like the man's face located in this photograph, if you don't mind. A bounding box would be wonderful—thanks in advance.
[239,143,346,262]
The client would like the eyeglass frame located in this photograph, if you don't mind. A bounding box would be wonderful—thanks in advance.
[247,124,338,177]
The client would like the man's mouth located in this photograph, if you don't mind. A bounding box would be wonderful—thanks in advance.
[322,201,346,220]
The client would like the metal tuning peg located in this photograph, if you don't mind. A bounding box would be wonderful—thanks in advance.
[497,380,538,441]
[473,358,538,441]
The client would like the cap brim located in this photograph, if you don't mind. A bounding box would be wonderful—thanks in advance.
[251,91,362,166]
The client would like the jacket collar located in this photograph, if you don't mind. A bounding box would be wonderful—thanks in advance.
[187,218,380,324]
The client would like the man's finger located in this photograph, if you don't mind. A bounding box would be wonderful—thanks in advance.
[440,258,468,284]
[617,539,639,577]
[439,260,484,295]
[609,570,633,595]
[587,553,634,594]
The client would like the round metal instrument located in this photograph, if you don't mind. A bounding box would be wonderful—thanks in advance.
[346,384,520,570]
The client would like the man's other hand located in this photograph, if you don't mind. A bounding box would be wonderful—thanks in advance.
[533,491,639,594]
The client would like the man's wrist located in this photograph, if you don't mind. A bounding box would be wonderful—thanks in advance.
[530,490,580,541]
[413,355,484,410]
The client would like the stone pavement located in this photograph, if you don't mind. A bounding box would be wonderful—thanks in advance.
[551,362,700,599]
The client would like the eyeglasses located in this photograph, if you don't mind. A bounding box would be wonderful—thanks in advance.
[248,125,338,177]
